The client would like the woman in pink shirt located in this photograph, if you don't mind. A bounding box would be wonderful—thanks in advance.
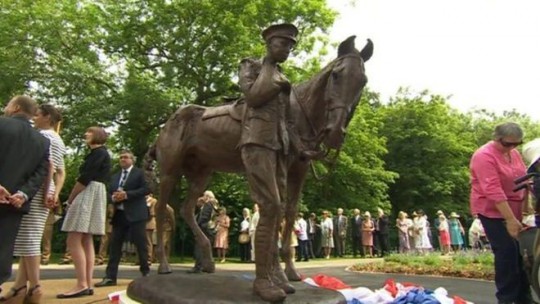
[469,122,530,304]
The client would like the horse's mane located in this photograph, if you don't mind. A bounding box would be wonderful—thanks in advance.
[294,58,337,110]
[294,50,362,112]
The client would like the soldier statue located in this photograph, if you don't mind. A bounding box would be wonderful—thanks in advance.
[238,23,303,302]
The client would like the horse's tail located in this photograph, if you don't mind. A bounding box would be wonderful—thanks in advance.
[143,142,159,194]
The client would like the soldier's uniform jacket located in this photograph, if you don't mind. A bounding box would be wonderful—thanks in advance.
[238,58,293,155]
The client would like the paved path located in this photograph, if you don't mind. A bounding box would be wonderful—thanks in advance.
[3,258,496,304]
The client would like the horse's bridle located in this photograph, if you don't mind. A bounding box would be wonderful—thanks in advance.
[293,53,365,156]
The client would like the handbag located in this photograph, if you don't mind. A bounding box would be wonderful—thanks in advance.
[238,232,250,244]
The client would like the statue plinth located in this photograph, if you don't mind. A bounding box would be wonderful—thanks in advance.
[127,271,346,304]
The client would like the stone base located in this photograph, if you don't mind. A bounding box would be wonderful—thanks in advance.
[127,271,346,304]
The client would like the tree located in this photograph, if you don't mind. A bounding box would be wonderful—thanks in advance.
[378,89,476,217]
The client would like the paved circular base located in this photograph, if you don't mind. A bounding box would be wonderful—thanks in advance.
[127,271,346,304]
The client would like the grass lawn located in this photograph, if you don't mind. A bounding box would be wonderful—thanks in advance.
[351,251,495,280]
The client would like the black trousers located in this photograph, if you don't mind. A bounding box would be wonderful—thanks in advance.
[297,239,309,261]
[0,211,22,285]
[351,235,364,257]
[105,211,149,280]
[239,242,251,262]
[378,233,389,256]
[479,215,530,303]
[308,233,316,258]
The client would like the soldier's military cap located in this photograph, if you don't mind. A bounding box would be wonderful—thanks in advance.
[262,23,298,44]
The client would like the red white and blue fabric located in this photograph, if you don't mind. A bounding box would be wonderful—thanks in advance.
[303,275,472,304]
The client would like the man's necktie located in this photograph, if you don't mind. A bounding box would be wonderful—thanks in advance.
[119,169,128,189]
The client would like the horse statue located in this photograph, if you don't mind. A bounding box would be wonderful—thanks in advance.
[143,35,373,301]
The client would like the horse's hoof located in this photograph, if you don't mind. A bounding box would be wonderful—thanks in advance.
[201,262,215,273]
[270,269,295,294]
[253,278,287,303]
[284,268,302,282]
[157,264,172,274]
[277,282,296,294]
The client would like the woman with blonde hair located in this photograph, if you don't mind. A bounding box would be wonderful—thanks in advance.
[320,211,334,259]
[396,211,410,253]
[438,214,451,255]
[238,208,251,262]
[362,211,374,257]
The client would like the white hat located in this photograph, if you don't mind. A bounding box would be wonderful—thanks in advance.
[522,138,540,170]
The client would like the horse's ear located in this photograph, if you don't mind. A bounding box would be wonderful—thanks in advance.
[359,39,374,62]
[338,35,356,57]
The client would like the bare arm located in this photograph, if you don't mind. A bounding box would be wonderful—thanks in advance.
[54,167,66,204]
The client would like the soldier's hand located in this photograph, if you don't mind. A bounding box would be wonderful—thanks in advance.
[278,80,291,92]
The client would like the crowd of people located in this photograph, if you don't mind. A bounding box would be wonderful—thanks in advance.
[1,95,540,304]
[0,96,177,302]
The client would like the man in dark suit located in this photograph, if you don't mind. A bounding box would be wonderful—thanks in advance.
[376,208,390,257]
[187,195,215,273]
[95,150,150,287]
[351,208,364,258]
[0,96,50,288]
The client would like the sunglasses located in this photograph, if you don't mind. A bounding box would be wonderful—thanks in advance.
[499,139,523,147]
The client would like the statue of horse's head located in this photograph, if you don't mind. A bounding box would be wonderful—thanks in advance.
[322,36,373,149]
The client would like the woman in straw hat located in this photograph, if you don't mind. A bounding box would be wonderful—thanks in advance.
[448,212,464,252]
[413,210,432,254]
[437,214,451,255]
[469,122,531,304]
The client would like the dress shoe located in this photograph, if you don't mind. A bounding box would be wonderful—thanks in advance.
[94,278,117,288]
[56,288,91,299]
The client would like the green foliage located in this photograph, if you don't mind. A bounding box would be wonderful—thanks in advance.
[302,89,397,215]
[377,89,477,218]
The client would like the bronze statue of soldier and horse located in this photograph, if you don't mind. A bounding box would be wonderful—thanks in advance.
[144,34,373,302]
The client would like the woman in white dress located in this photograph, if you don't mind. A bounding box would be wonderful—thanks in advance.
[57,126,111,299]
[2,105,66,304]
[320,211,334,259]
[413,210,432,254]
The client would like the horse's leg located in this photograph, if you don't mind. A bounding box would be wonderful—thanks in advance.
[283,160,309,281]
[156,174,180,274]
[181,168,214,273]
